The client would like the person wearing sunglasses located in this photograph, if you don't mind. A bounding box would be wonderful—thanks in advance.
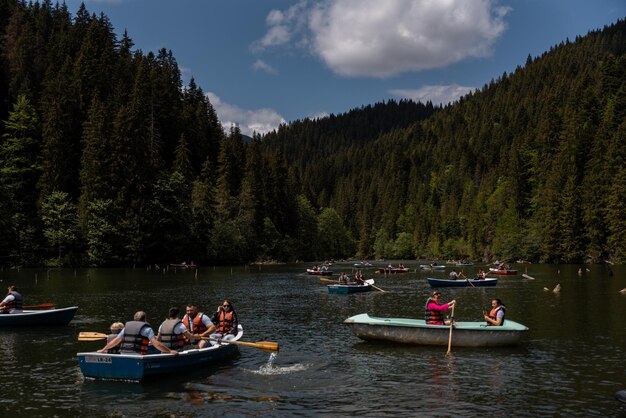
[199,300,239,345]
[424,291,456,325]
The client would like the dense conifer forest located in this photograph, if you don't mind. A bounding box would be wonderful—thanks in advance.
[0,1,624,267]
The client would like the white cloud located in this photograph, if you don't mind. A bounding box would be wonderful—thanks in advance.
[253,59,278,75]
[206,92,286,137]
[390,84,475,106]
[255,0,510,78]
[250,1,309,51]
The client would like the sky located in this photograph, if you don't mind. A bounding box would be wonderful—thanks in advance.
[64,0,625,136]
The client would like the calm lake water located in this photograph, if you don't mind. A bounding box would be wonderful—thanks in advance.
[1,262,625,417]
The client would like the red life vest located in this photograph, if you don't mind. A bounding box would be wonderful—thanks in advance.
[216,310,235,334]
[487,305,506,326]
[424,298,444,324]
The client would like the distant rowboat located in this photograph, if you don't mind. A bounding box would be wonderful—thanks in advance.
[0,306,78,326]
[379,267,410,274]
[420,264,445,270]
[169,263,197,269]
[426,277,498,287]
[328,279,375,294]
[307,268,333,276]
[489,267,518,275]
[344,313,528,347]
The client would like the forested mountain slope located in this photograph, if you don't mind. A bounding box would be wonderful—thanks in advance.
[0,0,623,266]
[263,19,626,263]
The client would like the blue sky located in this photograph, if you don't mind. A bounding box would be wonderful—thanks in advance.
[65,0,624,136]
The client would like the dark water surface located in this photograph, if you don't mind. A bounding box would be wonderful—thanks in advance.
[1,262,625,417]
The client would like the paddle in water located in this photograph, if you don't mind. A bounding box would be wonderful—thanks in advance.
[446,304,456,354]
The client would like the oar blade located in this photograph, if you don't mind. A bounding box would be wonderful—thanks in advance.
[78,336,107,342]
[255,341,280,352]
[78,332,108,341]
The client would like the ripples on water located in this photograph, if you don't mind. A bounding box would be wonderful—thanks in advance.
[1,264,626,417]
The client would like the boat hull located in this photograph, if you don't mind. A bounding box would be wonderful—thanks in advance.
[307,269,333,275]
[78,326,243,381]
[427,278,498,287]
[344,314,528,347]
[420,265,445,270]
[0,306,78,326]
[379,268,409,274]
[169,263,197,269]
[327,284,373,294]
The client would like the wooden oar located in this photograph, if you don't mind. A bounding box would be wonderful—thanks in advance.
[320,277,338,283]
[23,303,55,310]
[459,271,474,287]
[78,332,108,341]
[365,279,386,292]
[446,304,455,355]
[201,337,279,352]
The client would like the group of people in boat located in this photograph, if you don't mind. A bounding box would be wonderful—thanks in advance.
[494,262,513,271]
[97,300,238,355]
[338,272,366,285]
[424,291,505,326]
[386,263,406,269]
[311,264,330,272]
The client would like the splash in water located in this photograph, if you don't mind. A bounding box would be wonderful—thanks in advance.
[250,353,310,375]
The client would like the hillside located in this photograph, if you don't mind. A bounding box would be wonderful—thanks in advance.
[263,19,626,263]
[0,0,624,266]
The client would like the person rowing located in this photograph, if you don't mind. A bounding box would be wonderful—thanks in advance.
[0,285,23,314]
[424,291,456,325]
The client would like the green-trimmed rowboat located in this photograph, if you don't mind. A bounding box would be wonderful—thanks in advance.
[344,313,528,347]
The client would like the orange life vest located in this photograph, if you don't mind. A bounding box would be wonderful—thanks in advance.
[216,310,235,334]
[183,313,208,334]
[487,305,506,326]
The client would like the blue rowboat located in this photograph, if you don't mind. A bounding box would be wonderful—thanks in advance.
[0,306,78,326]
[344,314,528,347]
[426,277,498,287]
[328,279,374,294]
[77,325,243,381]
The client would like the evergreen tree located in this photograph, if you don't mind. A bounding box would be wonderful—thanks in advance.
[40,190,78,266]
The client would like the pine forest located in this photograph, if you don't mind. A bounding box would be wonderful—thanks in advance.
[0,0,625,267]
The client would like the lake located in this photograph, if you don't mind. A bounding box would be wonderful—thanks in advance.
[0,262,625,417]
